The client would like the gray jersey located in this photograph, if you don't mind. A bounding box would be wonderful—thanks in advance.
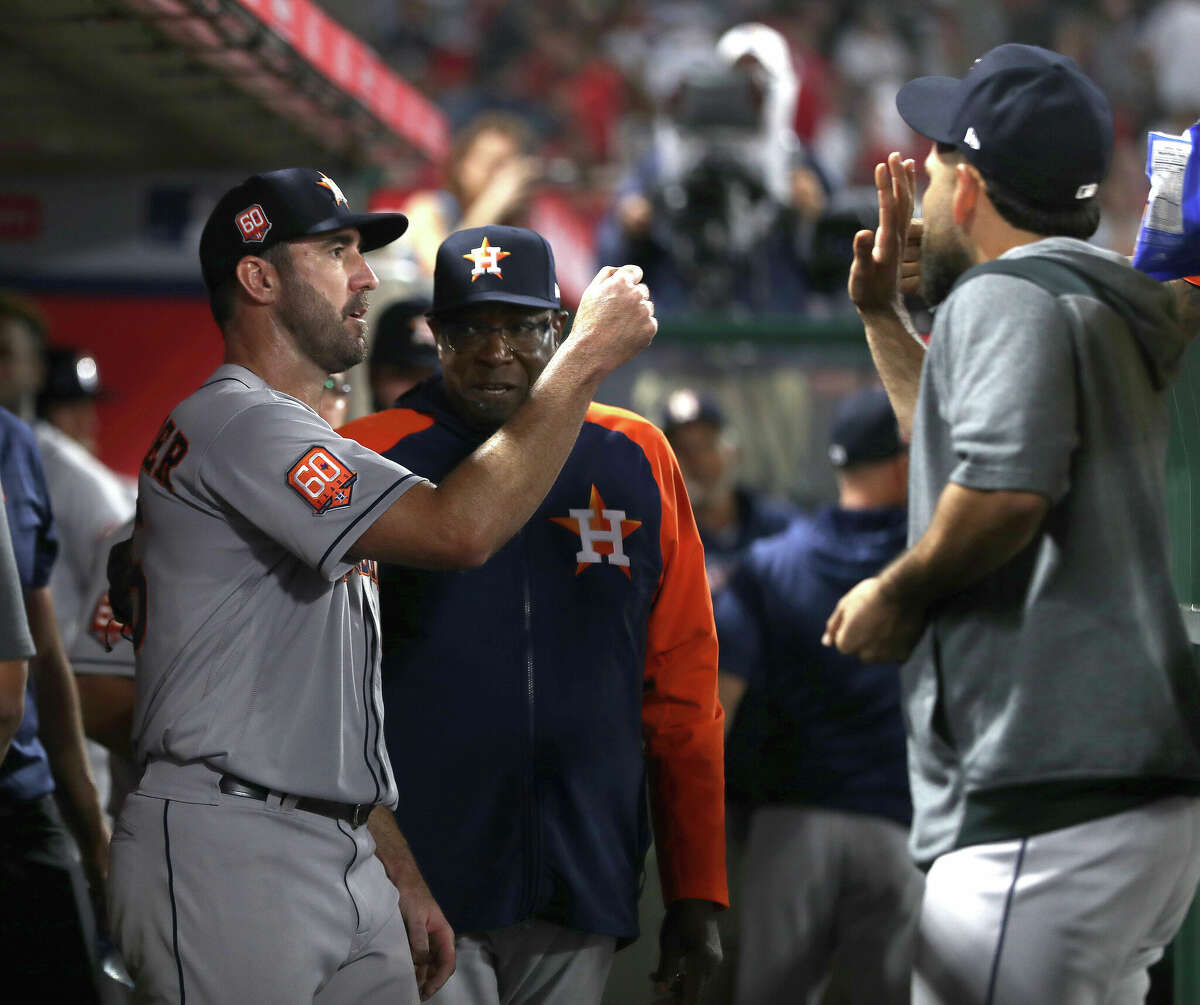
[905,238,1200,863]
[132,364,425,806]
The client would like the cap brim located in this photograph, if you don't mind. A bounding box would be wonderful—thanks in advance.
[428,291,562,317]
[895,76,962,145]
[302,212,410,253]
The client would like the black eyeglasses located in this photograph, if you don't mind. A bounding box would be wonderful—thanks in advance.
[441,317,553,353]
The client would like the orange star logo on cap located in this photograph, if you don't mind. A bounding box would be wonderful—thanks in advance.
[316,173,349,208]
[463,236,511,282]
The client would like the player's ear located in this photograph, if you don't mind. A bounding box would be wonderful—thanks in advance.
[235,256,280,306]
[551,310,569,348]
[427,317,451,362]
[952,163,982,227]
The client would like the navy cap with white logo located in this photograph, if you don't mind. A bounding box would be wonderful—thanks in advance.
[896,44,1113,210]
[198,167,409,292]
[661,388,726,436]
[828,387,904,469]
[37,347,104,415]
[370,297,438,369]
[430,226,561,316]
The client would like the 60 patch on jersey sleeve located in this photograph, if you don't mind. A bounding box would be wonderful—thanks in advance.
[287,446,357,514]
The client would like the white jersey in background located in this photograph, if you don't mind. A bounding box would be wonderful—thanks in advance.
[36,419,136,819]
[131,363,425,806]
[36,420,135,650]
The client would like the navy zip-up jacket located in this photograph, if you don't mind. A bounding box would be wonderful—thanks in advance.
[715,506,911,824]
[341,377,726,939]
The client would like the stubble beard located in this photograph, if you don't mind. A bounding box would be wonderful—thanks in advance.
[277,274,369,375]
[920,223,975,308]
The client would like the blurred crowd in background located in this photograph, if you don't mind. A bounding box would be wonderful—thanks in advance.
[330,0,1200,317]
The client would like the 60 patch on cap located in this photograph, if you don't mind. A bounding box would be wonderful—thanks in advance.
[199,167,408,292]
[236,204,272,243]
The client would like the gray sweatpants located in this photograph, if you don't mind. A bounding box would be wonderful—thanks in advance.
[736,804,923,1005]
[110,790,418,1005]
[429,919,615,1005]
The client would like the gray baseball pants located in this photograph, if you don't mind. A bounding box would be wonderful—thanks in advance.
[110,789,419,1004]
[735,804,923,1005]
[915,795,1200,1004]
[428,919,615,1005]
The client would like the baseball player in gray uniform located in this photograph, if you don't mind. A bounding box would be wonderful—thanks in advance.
[828,47,1200,1004]
[107,167,657,1005]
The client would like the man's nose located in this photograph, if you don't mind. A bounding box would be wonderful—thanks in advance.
[477,329,515,361]
[351,253,379,292]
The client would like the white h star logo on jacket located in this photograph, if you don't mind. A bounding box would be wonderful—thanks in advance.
[550,485,642,579]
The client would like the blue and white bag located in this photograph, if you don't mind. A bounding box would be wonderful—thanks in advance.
[1132,121,1200,281]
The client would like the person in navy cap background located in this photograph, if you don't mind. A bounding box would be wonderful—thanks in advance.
[716,385,918,1005]
[367,297,439,412]
[828,44,1200,1004]
[661,389,794,598]
[340,224,727,1005]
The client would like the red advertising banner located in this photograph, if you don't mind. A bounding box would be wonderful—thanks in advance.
[230,0,448,160]
[120,0,448,163]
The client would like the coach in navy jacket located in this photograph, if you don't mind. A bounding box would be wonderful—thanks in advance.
[341,226,726,1005]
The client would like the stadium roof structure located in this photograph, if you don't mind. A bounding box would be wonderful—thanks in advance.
[0,0,449,175]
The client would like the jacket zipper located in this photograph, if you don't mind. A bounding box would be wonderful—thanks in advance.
[522,533,540,917]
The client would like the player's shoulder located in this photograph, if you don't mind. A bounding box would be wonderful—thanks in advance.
[585,402,671,458]
[339,408,436,454]
[173,365,313,440]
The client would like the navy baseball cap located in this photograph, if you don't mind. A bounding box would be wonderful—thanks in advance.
[662,388,726,435]
[430,226,561,316]
[370,297,438,369]
[829,387,903,469]
[896,44,1113,210]
[37,347,104,415]
[199,168,409,292]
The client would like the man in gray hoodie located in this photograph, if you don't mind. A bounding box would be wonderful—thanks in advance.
[825,44,1200,1005]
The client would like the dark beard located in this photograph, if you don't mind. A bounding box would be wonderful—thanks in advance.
[920,235,975,307]
[277,275,368,374]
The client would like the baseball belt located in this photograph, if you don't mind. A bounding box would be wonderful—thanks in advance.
[218,774,373,828]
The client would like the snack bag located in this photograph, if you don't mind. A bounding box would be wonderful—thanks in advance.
[1132,121,1200,281]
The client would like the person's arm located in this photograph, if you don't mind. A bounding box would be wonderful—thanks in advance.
[458,155,541,231]
[640,438,726,1004]
[368,806,455,1002]
[0,658,27,764]
[848,153,927,437]
[712,569,766,739]
[25,585,110,891]
[349,265,657,569]
[74,674,134,762]
[398,192,452,278]
[716,673,747,738]
[824,482,1049,663]
[0,479,35,763]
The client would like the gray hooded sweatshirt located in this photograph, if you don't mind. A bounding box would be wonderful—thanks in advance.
[906,237,1200,865]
